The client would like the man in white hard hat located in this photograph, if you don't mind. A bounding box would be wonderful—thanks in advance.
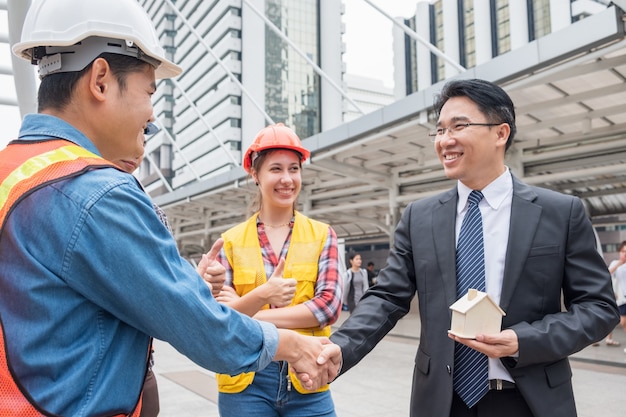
[0,0,340,415]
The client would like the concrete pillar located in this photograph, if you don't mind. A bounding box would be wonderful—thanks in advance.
[241,0,267,147]
[7,0,37,118]
[508,0,529,50]
[320,0,343,130]
[416,1,432,91]
[474,0,493,65]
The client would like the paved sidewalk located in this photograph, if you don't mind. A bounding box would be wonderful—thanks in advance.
[152,310,626,416]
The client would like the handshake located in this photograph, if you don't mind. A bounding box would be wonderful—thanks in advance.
[276,329,343,391]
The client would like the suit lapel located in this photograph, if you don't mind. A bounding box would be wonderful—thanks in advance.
[432,187,459,308]
[499,177,541,311]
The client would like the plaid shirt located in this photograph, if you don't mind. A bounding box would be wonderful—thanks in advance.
[219,217,342,327]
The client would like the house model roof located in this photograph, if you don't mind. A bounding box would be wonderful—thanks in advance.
[449,289,507,338]
[450,289,506,316]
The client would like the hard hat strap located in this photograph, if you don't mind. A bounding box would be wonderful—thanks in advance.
[33,36,161,78]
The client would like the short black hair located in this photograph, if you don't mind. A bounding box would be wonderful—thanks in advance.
[38,53,150,112]
[433,79,517,150]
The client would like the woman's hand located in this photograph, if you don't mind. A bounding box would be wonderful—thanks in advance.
[263,258,296,307]
[215,285,240,303]
[196,238,226,296]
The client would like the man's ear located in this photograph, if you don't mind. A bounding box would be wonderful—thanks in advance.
[495,122,511,147]
[88,57,113,102]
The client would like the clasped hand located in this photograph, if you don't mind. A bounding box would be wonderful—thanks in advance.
[289,335,342,391]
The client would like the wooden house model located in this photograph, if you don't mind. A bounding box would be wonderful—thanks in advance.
[449,289,506,339]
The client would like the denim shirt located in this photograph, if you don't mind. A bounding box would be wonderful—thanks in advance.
[0,114,278,416]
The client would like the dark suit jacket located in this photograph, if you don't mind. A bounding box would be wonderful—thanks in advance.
[331,176,619,417]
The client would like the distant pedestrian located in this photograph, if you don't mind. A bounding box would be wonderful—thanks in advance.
[366,261,377,287]
[343,253,369,313]
[608,241,626,347]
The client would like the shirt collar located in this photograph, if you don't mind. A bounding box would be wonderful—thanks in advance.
[18,113,102,156]
[457,168,513,214]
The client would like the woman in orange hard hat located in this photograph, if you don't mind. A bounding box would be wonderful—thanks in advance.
[214,123,342,416]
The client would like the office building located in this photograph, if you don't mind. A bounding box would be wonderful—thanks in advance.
[137,0,344,194]
[393,0,611,97]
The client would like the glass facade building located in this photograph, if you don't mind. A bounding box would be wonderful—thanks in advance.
[265,0,320,139]
[397,0,608,96]
[135,0,342,195]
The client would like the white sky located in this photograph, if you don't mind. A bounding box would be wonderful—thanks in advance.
[343,0,420,86]
[0,0,422,146]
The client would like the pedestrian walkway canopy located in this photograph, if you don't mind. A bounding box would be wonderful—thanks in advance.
[154,5,626,255]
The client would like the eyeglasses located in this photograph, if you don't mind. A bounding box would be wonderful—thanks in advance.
[144,122,161,136]
[428,122,501,141]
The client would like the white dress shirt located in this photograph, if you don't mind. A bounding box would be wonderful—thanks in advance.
[456,168,514,382]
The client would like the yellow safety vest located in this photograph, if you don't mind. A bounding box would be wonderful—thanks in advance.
[217,211,331,394]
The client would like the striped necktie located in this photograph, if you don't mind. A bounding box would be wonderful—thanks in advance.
[453,190,489,408]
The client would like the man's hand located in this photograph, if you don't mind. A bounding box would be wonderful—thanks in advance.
[196,238,226,296]
[315,339,342,384]
[448,328,519,358]
[274,330,341,391]
[263,258,296,307]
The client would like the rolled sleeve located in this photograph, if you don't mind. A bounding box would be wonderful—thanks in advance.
[256,320,279,370]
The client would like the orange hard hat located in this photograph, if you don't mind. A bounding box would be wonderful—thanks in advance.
[243,123,310,173]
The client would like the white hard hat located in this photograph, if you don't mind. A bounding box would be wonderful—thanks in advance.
[12,0,182,79]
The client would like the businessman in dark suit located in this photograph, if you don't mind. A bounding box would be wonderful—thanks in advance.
[324,79,619,417]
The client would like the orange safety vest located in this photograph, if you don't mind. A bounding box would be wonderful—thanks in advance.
[0,139,143,417]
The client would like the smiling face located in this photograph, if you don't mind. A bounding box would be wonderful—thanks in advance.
[435,96,509,190]
[89,61,156,170]
[252,149,302,211]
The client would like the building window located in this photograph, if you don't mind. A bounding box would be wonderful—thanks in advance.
[431,1,445,83]
[405,17,418,95]
[265,0,321,139]
[461,0,476,69]
[530,0,551,40]
[492,0,511,56]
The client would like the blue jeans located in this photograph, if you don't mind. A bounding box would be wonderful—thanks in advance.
[218,361,336,417]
